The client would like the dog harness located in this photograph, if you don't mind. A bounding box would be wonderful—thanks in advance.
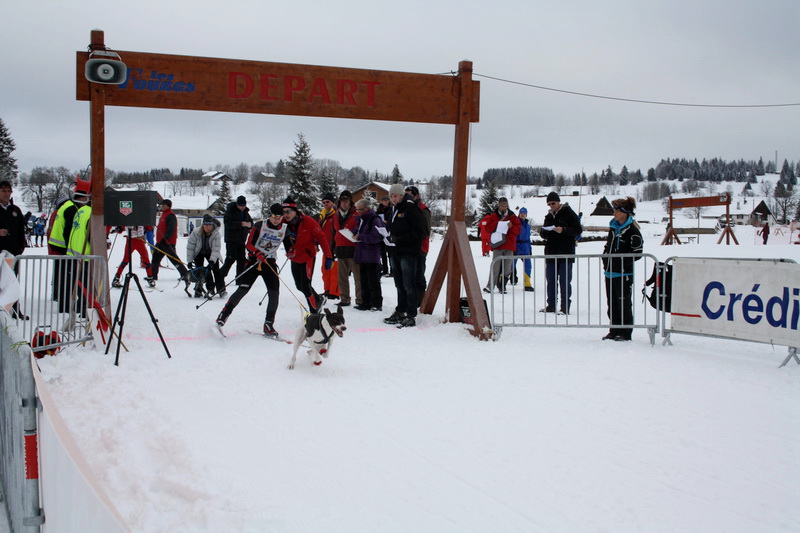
[307,315,336,345]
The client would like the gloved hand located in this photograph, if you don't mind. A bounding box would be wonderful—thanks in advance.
[325,257,334,270]
[256,252,266,263]
[286,249,296,259]
[187,261,195,270]
[387,235,397,244]
[483,252,489,257]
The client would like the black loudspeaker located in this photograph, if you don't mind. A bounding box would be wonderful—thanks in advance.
[104,191,160,227]
[85,58,128,85]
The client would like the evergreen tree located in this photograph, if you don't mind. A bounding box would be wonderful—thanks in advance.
[756,157,765,175]
[478,180,499,216]
[274,159,287,183]
[390,164,403,184]
[619,165,629,186]
[215,176,233,215]
[0,118,18,182]
[286,133,318,214]
[319,168,337,199]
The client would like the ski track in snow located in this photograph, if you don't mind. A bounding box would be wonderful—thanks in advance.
[33,189,800,532]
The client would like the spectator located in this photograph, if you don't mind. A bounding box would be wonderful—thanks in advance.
[332,190,362,307]
[352,198,385,311]
[405,185,431,306]
[602,196,643,341]
[539,192,582,313]
[514,207,534,292]
[318,192,339,300]
[33,215,46,247]
[220,195,253,284]
[0,180,28,319]
[383,184,426,328]
[376,195,392,276]
[481,197,521,294]
[186,214,224,298]
[758,222,770,245]
[48,179,89,312]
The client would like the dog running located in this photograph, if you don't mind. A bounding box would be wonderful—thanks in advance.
[288,304,347,369]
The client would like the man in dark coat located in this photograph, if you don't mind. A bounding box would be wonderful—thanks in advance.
[383,184,426,328]
[220,195,253,283]
[0,181,27,257]
[540,192,582,314]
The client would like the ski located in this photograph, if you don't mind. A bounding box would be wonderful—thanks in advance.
[214,324,227,337]
[245,329,293,344]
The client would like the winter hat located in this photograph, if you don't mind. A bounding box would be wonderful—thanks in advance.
[322,192,335,203]
[519,207,528,215]
[546,192,560,203]
[269,203,283,216]
[380,195,390,201]
[236,195,247,206]
[281,197,298,211]
[389,184,405,196]
[161,199,172,208]
[405,185,419,196]
[202,214,214,225]
[338,190,352,202]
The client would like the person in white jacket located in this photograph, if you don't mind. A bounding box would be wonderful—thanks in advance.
[186,214,224,298]
[0,251,21,314]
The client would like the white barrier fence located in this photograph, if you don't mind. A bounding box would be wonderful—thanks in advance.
[486,253,661,344]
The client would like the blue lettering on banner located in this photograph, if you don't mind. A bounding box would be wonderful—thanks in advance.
[118,69,196,94]
[700,282,800,330]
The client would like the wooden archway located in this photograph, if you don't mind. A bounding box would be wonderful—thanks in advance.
[77,30,491,338]
[661,193,739,245]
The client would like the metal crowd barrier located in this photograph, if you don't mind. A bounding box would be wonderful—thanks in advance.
[485,253,660,344]
[10,255,109,355]
[0,310,43,531]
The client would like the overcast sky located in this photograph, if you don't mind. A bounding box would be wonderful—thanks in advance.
[2,0,798,181]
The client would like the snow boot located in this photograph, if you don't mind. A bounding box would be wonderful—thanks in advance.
[216,307,231,328]
[263,321,278,338]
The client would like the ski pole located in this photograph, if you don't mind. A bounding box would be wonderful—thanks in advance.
[147,242,188,267]
[195,261,259,310]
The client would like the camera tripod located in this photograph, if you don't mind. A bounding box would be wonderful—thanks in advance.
[105,228,171,365]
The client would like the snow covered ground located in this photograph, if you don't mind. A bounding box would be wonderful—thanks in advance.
[31,190,800,532]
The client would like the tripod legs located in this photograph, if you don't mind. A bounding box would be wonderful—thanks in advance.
[105,271,171,365]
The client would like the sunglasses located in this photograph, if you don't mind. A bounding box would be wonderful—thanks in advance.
[547,202,558,206]
[612,205,630,213]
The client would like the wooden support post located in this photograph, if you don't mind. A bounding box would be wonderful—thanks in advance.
[88,30,111,318]
[419,61,492,340]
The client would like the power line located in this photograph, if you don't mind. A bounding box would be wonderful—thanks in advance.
[473,73,800,108]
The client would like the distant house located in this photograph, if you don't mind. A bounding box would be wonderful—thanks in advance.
[202,171,232,182]
[257,172,276,182]
[351,181,392,204]
[750,200,776,224]
[590,196,614,216]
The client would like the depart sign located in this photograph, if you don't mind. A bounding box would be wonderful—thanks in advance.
[76,51,480,125]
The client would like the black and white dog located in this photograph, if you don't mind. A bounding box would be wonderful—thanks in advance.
[288,305,347,369]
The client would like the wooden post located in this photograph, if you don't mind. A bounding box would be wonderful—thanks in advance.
[88,30,111,317]
[420,61,492,340]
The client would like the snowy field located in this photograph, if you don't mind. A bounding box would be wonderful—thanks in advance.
[32,189,800,532]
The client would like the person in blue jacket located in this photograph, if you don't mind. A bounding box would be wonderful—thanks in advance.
[514,207,533,292]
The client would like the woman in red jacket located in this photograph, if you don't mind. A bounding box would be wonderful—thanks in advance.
[282,198,334,314]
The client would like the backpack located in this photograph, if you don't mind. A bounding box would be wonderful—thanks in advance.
[642,262,672,312]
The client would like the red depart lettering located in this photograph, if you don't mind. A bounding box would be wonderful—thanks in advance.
[337,79,357,105]
[284,76,305,101]
[259,74,278,101]
[229,72,254,98]
[307,78,332,104]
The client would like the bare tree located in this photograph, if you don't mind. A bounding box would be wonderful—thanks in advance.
[232,162,249,184]
[759,179,773,197]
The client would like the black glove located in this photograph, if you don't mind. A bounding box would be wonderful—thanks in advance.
[187,261,195,270]
[387,235,397,244]
[325,257,334,270]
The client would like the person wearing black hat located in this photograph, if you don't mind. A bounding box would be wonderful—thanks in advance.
[150,199,191,293]
[539,191,582,314]
[186,214,223,298]
[281,197,334,314]
[220,195,253,284]
[318,192,339,300]
[216,203,288,336]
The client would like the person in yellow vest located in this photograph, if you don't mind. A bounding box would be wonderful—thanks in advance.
[64,184,92,317]
[48,177,90,312]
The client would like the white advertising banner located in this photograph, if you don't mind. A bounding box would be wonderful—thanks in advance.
[670,258,800,347]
